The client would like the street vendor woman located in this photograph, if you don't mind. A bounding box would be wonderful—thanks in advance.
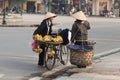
[70,11,91,44]
[70,11,91,68]
[33,12,56,66]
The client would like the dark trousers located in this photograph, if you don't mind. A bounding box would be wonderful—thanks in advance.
[38,45,45,65]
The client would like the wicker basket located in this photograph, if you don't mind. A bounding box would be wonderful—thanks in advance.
[70,50,94,67]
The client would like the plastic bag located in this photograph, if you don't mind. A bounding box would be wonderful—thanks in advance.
[31,40,37,51]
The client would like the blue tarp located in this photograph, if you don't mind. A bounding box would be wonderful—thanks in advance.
[67,44,93,51]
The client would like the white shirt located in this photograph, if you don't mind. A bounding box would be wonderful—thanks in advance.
[68,31,71,42]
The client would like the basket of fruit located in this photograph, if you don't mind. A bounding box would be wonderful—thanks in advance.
[33,34,63,45]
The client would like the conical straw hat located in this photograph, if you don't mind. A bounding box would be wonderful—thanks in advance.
[44,12,56,19]
[71,11,87,21]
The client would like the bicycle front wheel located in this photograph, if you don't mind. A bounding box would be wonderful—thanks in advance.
[44,46,56,70]
[60,45,69,65]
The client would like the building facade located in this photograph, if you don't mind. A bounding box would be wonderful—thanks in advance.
[0,0,119,16]
[0,0,43,14]
[91,0,114,15]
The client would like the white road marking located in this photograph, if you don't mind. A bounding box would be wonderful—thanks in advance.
[0,74,4,78]
[29,76,42,80]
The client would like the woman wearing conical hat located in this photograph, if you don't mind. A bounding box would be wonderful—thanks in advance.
[33,12,56,36]
[71,11,91,43]
[33,12,56,66]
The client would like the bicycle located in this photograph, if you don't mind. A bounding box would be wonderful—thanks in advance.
[37,40,69,70]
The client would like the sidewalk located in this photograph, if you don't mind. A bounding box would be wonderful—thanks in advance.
[40,52,120,80]
[1,14,119,27]
[0,14,42,27]
[58,52,120,80]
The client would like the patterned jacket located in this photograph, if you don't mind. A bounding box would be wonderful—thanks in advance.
[71,20,90,42]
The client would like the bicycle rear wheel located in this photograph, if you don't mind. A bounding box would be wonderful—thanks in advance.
[44,46,56,70]
[60,45,69,65]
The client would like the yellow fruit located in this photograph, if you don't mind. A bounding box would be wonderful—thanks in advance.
[47,51,52,55]
[38,48,43,53]
[51,50,55,54]
[57,36,63,42]
[47,50,55,56]
[34,48,43,54]
[52,36,63,42]
[34,34,42,40]
[43,35,52,41]
[52,38,58,42]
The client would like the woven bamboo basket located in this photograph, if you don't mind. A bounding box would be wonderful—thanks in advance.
[70,50,94,67]
[68,40,95,67]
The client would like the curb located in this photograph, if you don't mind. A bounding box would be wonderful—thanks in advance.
[0,24,36,27]
[93,48,120,60]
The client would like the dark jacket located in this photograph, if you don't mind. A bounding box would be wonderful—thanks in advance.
[33,19,53,36]
[71,20,90,42]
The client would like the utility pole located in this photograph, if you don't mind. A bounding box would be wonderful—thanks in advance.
[2,0,6,24]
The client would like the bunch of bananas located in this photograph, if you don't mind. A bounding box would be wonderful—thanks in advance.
[34,34,43,41]
[34,34,63,43]
[52,36,63,42]
[47,50,55,56]
[34,48,43,54]
[43,35,52,42]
